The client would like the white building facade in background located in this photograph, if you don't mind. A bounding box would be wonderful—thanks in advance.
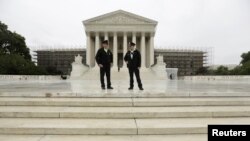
[82,10,157,69]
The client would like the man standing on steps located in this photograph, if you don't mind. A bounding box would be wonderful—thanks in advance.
[124,42,144,90]
[95,40,114,90]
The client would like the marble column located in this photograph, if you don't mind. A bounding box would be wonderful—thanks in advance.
[132,32,136,44]
[95,32,100,67]
[123,32,127,67]
[113,32,118,69]
[86,32,91,67]
[104,32,108,40]
[141,32,146,68]
[150,33,154,66]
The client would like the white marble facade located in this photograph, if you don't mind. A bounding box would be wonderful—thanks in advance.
[82,10,157,69]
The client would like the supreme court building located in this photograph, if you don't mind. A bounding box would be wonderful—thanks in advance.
[83,10,157,69]
[35,10,206,76]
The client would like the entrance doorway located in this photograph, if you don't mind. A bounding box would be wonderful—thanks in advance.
[118,53,123,70]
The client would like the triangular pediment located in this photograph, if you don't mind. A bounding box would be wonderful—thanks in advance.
[83,10,157,25]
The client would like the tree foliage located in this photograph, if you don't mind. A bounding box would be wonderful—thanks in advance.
[0,54,47,75]
[207,51,250,75]
[0,21,31,60]
[0,21,47,75]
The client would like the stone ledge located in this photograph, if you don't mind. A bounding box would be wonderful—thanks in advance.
[0,134,206,141]
[1,97,250,107]
[1,106,250,118]
[0,117,249,135]
[0,91,250,98]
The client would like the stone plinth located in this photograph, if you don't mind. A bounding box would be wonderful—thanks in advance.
[151,55,167,79]
[70,54,89,78]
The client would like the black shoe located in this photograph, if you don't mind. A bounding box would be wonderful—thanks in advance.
[101,87,105,90]
[128,87,133,90]
[107,86,113,89]
[139,87,144,90]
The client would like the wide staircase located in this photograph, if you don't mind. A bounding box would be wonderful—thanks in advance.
[1,95,250,140]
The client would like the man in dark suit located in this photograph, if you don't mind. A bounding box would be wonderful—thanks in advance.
[95,40,113,90]
[124,42,144,90]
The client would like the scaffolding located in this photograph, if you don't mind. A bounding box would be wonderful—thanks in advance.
[30,45,86,75]
[30,45,214,76]
[154,46,214,75]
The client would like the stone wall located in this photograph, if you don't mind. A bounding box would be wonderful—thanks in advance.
[0,75,61,80]
[179,75,250,80]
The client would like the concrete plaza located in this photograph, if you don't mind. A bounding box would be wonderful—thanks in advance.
[0,79,249,97]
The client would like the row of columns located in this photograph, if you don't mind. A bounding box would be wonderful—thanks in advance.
[86,32,154,69]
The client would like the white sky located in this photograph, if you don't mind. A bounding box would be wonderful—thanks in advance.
[0,0,249,65]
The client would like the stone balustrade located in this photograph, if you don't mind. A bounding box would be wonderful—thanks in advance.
[179,75,250,80]
[0,75,61,80]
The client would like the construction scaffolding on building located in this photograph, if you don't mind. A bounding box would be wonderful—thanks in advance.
[154,46,213,75]
[30,45,213,76]
[32,45,86,75]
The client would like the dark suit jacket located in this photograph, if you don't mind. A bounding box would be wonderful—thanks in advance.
[124,49,141,69]
[95,48,113,67]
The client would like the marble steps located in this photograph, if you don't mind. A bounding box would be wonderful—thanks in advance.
[0,117,250,135]
[1,91,250,98]
[0,97,133,107]
[1,97,249,137]
[1,106,250,118]
[1,97,250,107]
[0,134,206,141]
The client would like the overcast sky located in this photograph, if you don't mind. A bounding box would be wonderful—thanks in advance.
[0,0,249,65]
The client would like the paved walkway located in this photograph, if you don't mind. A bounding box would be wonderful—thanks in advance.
[0,79,249,97]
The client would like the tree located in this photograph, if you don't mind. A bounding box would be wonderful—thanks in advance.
[229,66,241,75]
[0,54,47,75]
[240,51,250,65]
[240,61,250,75]
[0,21,31,60]
[238,51,250,75]
[203,51,250,75]
[214,66,229,75]
[0,21,47,75]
